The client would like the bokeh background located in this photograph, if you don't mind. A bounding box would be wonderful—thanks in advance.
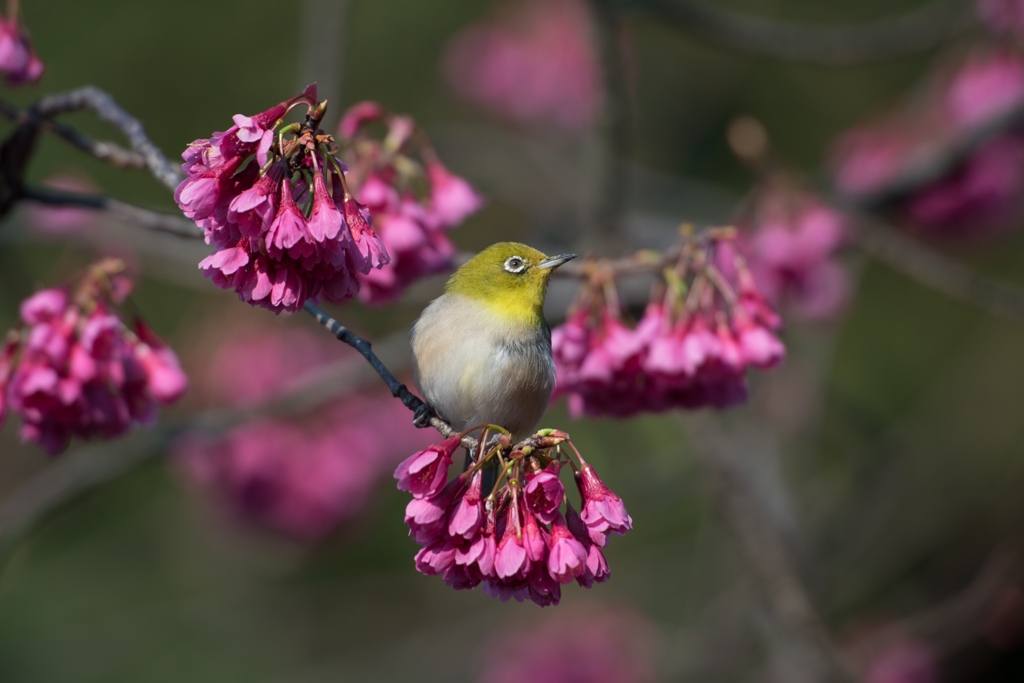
[1,0,1024,681]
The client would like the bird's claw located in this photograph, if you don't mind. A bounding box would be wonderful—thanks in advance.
[412,403,436,428]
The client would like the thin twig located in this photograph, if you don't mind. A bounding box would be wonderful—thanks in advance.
[29,87,183,191]
[589,0,632,249]
[680,412,856,683]
[302,300,475,448]
[849,210,1024,323]
[627,0,974,66]
[20,185,204,239]
[0,98,146,169]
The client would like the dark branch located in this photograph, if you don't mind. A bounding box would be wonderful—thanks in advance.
[302,301,479,449]
[624,0,974,66]
[0,98,146,169]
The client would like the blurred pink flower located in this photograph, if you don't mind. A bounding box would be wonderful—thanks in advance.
[978,0,1024,35]
[338,103,484,304]
[745,193,849,319]
[553,232,784,418]
[24,174,100,234]
[175,322,433,540]
[177,395,427,540]
[904,134,1024,234]
[945,49,1024,130]
[477,607,657,683]
[0,10,42,85]
[442,0,603,132]
[1,269,186,455]
[865,640,939,683]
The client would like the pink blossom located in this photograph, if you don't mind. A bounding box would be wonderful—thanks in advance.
[338,100,384,139]
[442,0,602,132]
[2,276,186,454]
[495,505,530,579]
[426,160,484,228]
[174,321,432,540]
[978,0,1024,35]
[25,175,101,235]
[477,607,657,683]
[0,13,43,85]
[448,467,485,539]
[394,435,459,499]
[177,86,391,312]
[524,466,565,524]
[904,134,1024,234]
[576,464,632,546]
[546,512,587,583]
[945,50,1024,130]
[865,640,938,683]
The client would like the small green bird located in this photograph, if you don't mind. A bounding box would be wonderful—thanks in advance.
[411,242,577,442]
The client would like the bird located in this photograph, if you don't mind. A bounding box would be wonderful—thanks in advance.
[411,242,577,442]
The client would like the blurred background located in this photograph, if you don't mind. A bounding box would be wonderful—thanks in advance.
[2,0,1024,681]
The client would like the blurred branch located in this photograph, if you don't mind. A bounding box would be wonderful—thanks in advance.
[624,0,975,66]
[848,210,1024,323]
[296,0,349,124]
[680,412,855,683]
[0,330,415,556]
[20,185,204,239]
[589,0,632,249]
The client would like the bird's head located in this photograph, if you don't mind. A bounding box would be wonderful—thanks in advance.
[445,242,577,326]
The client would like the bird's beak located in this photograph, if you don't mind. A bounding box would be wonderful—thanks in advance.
[537,253,578,270]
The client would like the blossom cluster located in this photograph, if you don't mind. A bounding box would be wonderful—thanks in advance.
[338,102,483,303]
[0,6,42,85]
[477,606,657,683]
[0,261,187,454]
[741,183,849,320]
[174,323,433,540]
[831,46,1024,235]
[397,430,629,606]
[442,0,602,132]
[552,229,785,418]
[176,84,389,313]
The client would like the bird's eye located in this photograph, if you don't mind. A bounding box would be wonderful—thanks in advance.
[504,256,526,274]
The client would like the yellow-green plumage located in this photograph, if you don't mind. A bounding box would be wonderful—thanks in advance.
[411,242,576,441]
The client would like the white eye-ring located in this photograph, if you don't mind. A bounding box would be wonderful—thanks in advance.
[504,256,526,273]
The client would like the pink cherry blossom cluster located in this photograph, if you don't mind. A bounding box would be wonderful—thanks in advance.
[0,261,187,454]
[977,0,1024,37]
[442,0,603,132]
[175,84,389,313]
[0,5,42,85]
[476,606,657,683]
[741,184,849,320]
[396,430,629,606]
[552,229,785,418]
[337,102,484,303]
[831,47,1024,235]
[174,323,433,540]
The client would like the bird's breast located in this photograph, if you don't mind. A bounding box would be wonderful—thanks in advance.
[411,295,556,440]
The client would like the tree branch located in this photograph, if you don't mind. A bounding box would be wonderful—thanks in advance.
[20,185,204,239]
[29,87,183,191]
[847,209,1024,323]
[626,0,974,66]
[680,412,855,683]
[0,98,146,170]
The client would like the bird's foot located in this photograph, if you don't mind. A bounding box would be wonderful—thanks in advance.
[412,403,436,428]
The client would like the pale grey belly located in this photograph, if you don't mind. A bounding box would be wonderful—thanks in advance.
[415,325,555,441]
